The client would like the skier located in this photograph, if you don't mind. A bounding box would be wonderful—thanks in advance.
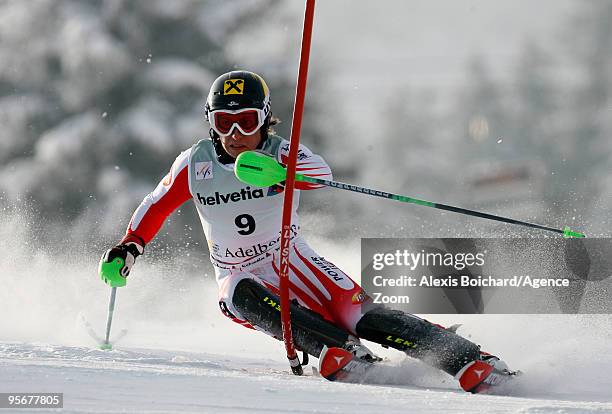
[99,70,515,393]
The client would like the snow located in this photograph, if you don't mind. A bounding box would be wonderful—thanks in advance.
[142,58,214,95]
[2,341,611,413]
[3,214,608,409]
[1,219,611,413]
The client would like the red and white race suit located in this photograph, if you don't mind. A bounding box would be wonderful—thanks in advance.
[121,136,366,334]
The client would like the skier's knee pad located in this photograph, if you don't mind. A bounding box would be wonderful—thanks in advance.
[356,307,480,376]
[231,278,350,357]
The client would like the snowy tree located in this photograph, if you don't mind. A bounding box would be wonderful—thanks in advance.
[457,58,514,164]
[557,2,612,221]
[0,0,323,254]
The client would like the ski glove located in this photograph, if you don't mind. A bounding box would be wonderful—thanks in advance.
[99,242,144,287]
[268,180,285,195]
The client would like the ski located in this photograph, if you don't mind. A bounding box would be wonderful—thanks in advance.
[319,344,523,395]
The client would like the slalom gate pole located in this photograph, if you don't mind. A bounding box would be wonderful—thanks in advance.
[279,0,316,376]
[234,151,586,238]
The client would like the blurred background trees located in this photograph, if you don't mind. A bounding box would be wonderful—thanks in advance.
[0,0,317,255]
[0,0,609,267]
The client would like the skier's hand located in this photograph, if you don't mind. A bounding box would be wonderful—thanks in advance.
[268,180,285,194]
[99,242,144,287]
[270,154,286,193]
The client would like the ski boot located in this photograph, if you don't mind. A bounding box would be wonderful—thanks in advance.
[456,352,520,393]
[318,338,381,382]
[344,336,382,363]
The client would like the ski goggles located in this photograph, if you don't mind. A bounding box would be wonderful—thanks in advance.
[209,108,267,137]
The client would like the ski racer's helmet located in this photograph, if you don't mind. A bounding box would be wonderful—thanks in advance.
[205,70,272,163]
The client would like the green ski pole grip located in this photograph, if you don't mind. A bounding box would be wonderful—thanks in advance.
[99,257,127,287]
[235,151,287,187]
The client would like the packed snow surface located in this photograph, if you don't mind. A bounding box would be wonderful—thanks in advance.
[2,338,612,413]
[1,214,611,412]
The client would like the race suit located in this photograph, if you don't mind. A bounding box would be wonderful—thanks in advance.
[121,135,366,334]
[120,135,487,380]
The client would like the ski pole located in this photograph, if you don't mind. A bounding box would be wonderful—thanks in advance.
[234,151,586,238]
[100,287,117,350]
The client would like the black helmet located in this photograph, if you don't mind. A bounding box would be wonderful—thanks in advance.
[204,70,271,121]
[204,70,273,164]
